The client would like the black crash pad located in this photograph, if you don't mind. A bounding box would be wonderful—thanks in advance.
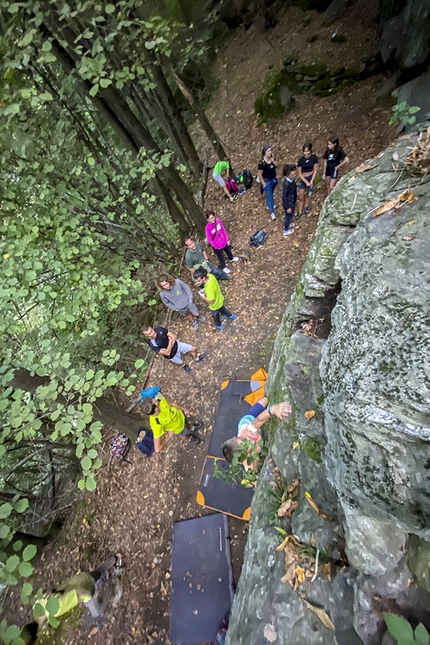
[197,457,253,521]
[170,514,234,645]
[207,381,253,459]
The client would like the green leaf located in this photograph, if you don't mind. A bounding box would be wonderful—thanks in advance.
[6,555,19,572]
[42,40,53,51]
[77,479,86,490]
[88,449,98,459]
[2,624,20,644]
[384,614,415,645]
[409,106,421,114]
[39,92,53,101]
[100,78,112,88]
[134,359,144,368]
[12,540,23,552]
[14,498,29,513]
[89,84,99,97]
[105,4,116,13]
[46,597,60,616]
[81,456,92,470]
[21,582,33,601]
[0,503,13,519]
[86,475,97,491]
[0,524,11,539]
[415,623,429,645]
[33,602,46,618]
[48,615,60,628]
[23,544,37,561]
[18,561,34,577]
[8,3,20,13]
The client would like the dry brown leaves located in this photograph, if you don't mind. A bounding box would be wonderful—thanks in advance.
[304,410,315,421]
[406,126,430,175]
[372,189,418,218]
[277,478,300,517]
[356,162,377,173]
[298,592,335,630]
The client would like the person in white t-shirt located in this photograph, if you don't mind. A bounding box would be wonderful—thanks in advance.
[222,397,292,470]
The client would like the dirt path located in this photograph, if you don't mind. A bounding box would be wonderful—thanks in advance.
[8,5,395,645]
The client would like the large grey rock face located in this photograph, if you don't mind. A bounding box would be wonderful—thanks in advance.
[380,0,430,69]
[227,124,430,645]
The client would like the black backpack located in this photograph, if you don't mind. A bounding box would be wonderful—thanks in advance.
[249,230,267,248]
[243,169,253,189]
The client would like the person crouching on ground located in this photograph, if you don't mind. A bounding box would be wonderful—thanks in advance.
[205,210,239,275]
[212,159,238,202]
[158,273,205,331]
[141,325,206,373]
[222,398,292,470]
[194,267,237,331]
[282,164,298,236]
[141,394,203,451]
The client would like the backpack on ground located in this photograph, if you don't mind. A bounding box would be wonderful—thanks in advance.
[225,178,238,195]
[249,230,267,248]
[109,433,131,461]
[135,428,155,457]
[243,169,253,189]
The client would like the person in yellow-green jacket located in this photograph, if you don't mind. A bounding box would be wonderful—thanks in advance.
[194,267,237,331]
[141,394,204,452]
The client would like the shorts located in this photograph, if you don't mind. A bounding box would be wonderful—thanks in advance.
[237,401,266,432]
[177,302,198,317]
[325,167,338,179]
[169,341,193,364]
[213,172,226,188]
[299,174,313,190]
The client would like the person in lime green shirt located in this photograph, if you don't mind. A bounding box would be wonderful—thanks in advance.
[194,268,237,331]
[212,160,237,202]
[141,395,203,451]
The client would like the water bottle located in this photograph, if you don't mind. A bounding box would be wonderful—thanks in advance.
[308,184,314,197]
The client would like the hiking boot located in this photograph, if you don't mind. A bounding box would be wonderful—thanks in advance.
[270,212,276,221]
[215,324,225,330]
[296,212,303,221]
[195,352,206,362]
[228,314,237,320]
[182,364,192,373]
[223,267,231,274]
[231,256,239,262]
[192,319,199,331]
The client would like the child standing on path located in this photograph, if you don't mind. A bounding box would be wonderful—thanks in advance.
[322,136,349,196]
[194,268,237,331]
[205,210,239,275]
[282,164,298,236]
[158,274,205,331]
[258,144,278,221]
[297,143,318,219]
[212,159,238,202]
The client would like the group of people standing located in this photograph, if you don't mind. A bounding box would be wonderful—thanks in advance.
[257,137,349,235]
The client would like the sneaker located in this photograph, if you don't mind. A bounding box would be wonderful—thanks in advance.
[192,319,199,331]
[226,276,233,281]
[266,205,277,210]
[190,435,202,445]
[296,212,303,221]
[223,267,231,274]
[270,212,276,221]
[182,364,192,373]
[283,228,294,236]
[228,314,237,320]
[238,188,245,195]
[304,207,310,214]
[215,324,225,330]
[229,194,238,202]
[198,316,206,322]
[231,257,239,262]
[195,352,206,362]
[192,421,204,432]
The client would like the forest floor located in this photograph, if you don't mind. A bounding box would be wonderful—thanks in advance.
[7,4,396,645]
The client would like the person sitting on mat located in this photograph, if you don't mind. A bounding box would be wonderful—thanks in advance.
[141,394,203,451]
[222,397,292,470]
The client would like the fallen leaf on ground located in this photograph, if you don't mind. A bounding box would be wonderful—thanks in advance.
[356,162,377,173]
[263,623,277,642]
[299,593,335,630]
[322,562,331,582]
[304,492,333,521]
[305,410,315,420]
[276,535,290,552]
[372,190,417,217]
[408,220,416,225]
[292,441,299,450]
[295,565,305,583]
[403,234,416,241]
[278,499,298,518]
[287,478,300,497]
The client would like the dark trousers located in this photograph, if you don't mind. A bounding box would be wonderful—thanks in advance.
[213,245,233,270]
[284,210,294,231]
[210,305,233,327]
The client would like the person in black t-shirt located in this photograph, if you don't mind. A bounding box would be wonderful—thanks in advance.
[322,136,349,196]
[141,325,206,373]
[297,143,318,219]
[257,144,278,221]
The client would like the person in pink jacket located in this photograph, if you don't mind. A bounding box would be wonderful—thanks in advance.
[205,210,239,274]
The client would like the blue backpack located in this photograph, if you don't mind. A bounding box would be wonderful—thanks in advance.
[249,230,267,248]
[136,428,154,457]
